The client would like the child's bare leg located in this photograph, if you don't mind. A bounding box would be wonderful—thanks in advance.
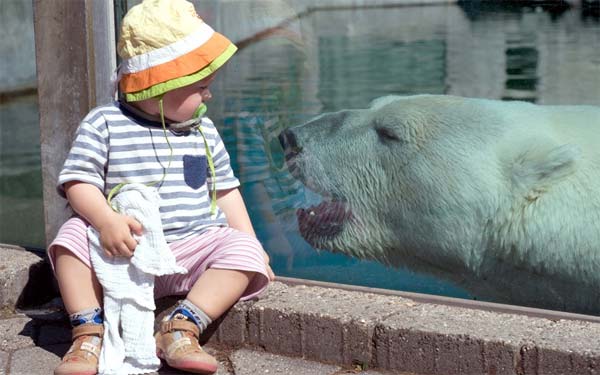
[186,268,255,319]
[54,246,103,314]
[54,246,104,375]
[155,269,256,373]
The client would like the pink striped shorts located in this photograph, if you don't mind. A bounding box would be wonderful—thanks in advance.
[48,217,269,300]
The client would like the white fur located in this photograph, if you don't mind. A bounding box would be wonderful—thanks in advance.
[286,95,600,313]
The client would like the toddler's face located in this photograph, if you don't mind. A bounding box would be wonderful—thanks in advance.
[162,74,216,122]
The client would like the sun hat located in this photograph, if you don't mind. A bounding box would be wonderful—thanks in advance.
[117,0,237,102]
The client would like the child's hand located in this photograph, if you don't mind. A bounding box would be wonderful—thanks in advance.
[97,211,143,257]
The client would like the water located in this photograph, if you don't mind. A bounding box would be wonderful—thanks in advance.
[0,0,40,247]
[0,95,43,248]
[2,3,599,307]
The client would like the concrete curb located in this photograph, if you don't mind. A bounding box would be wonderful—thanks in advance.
[0,311,396,374]
[203,282,600,375]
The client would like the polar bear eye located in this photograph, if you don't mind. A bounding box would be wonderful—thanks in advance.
[375,126,401,142]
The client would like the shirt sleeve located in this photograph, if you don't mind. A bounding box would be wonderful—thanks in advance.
[57,120,108,197]
[203,119,240,191]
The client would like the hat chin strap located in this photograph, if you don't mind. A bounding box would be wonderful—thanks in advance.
[114,100,218,217]
[158,100,218,217]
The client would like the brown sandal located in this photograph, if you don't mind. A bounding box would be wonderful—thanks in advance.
[155,315,218,374]
[54,323,103,375]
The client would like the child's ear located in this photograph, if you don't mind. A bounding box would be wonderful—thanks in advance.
[510,142,581,201]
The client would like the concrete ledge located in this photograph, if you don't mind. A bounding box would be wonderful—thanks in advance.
[194,281,600,375]
[4,245,599,374]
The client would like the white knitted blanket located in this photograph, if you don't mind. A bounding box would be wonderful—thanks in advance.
[89,184,187,375]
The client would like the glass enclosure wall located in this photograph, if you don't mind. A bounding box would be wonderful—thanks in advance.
[3,0,600,315]
[0,0,43,247]
[147,1,600,314]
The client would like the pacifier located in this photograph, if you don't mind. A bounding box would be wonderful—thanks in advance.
[170,103,208,131]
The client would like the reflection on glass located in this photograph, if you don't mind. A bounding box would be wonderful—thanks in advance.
[503,45,538,102]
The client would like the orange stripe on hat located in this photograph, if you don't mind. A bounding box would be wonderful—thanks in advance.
[119,32,232,94]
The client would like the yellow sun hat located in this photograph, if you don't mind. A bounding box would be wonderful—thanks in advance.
[117,0,237,102]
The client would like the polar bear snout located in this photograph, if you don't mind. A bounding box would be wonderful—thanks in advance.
[279,129,302,161]
[279,128,306,183]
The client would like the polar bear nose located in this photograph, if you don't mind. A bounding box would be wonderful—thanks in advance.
[279,129,302,159]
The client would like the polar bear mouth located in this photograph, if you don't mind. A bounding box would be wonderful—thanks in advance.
[296,200,353,244]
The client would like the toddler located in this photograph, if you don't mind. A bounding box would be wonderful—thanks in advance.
[48,0,273,374]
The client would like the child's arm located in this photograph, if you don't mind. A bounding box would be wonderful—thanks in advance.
[64,181,142,257]
[215,188,255,236]
[216,188,275,280]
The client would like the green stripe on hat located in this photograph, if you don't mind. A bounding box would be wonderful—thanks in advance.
[125,44,237,102]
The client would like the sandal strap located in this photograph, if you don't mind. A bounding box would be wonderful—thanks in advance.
[64,332,102,362]
[160,319,199,338]
[165,335,204,358]
[72,323,104,340]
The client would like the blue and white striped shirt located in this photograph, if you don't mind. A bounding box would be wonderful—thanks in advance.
[58,102,240,241]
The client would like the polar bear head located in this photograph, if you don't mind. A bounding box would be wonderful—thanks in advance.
[280,95,594,308]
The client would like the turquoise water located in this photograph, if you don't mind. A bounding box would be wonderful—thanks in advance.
[2,3,599,303]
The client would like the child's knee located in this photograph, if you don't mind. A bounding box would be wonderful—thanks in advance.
[240,269,258,282]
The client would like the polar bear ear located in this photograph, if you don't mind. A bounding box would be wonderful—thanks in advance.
[511,143,581,199]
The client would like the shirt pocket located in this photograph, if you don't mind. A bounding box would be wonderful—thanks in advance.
[183,154,208,189]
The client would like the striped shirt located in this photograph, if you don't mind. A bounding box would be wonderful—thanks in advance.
[58,102,240,242]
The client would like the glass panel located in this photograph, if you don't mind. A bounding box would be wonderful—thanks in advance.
[214,3,600,314]
[0,0,44,248]
[113,1,599,315]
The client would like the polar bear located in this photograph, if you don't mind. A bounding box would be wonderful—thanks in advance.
[279,95,600,314]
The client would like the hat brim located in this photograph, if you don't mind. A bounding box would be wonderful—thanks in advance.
[121,33,236,102]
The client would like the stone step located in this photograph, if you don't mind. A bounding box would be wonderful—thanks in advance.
[2,244,600,374]
[0,311,398,375]
[0,245,58,311]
